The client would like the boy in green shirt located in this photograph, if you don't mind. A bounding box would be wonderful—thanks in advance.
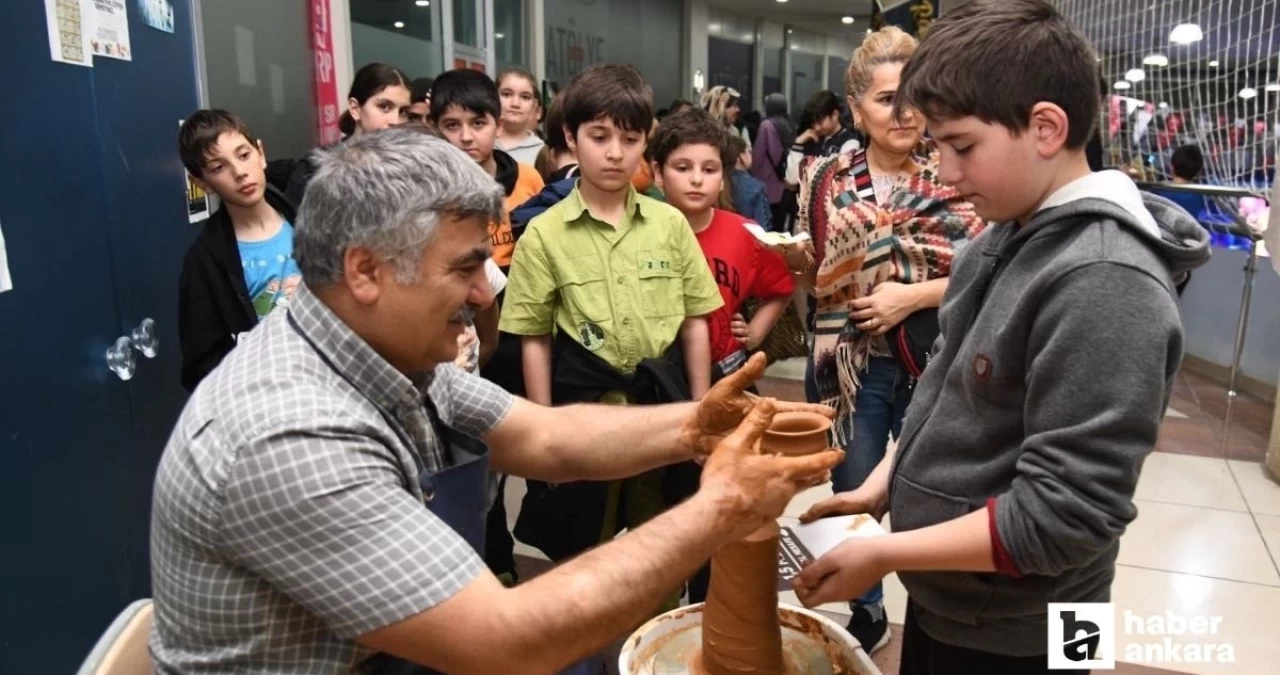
[500,64,723,565]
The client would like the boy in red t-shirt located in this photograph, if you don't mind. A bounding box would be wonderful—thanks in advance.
[651,109,795,379]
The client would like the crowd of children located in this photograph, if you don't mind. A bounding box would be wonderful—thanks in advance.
[174,1,1212,671]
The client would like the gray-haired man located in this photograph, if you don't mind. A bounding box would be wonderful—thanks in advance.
[149,128,841,675]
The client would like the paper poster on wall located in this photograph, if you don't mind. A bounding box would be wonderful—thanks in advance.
[0,221,12,294]
[136,0,173,33]
[179,119,211,223]
[45,0,95,67]
[235,26,257,86]
[91,0,132,60]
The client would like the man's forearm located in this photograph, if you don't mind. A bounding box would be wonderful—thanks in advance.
[502,401,698,482]
[495,491,735,672]
[522,335,553,406]
[681,317,712,399]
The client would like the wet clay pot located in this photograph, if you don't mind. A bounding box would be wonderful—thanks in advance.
[762,411,831,456]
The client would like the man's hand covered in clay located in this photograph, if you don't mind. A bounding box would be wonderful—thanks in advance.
[680,352,834,457]
[699,397,845,540]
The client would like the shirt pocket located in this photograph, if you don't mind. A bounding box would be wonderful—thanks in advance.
[556,254,609,321]
[636,250,683,318]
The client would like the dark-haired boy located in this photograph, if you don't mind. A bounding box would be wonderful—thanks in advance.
[177,109,299,392]
[794,1,1210,673]
[500,65,722,564]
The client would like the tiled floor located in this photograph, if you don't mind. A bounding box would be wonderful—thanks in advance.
[505,359,1280,675]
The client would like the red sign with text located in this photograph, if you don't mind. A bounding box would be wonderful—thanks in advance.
[310,0,341,145]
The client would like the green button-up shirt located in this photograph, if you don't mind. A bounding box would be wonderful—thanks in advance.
[500,185,723,373]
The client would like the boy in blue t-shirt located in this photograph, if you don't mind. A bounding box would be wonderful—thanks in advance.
[177,109,299,391]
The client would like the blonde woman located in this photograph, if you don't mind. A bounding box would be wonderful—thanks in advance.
[700,85,751,155]
[794,26,985,654]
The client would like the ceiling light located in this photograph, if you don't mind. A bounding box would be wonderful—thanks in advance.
[865,28,872,35]
[1239,87,1258,99]
[1113,81,1131,90]
[787,28,793,34]
[842,16,854,24]
[1266,83,1280,92]
[394,21,405,28]
[776,0,788,3]
[1125,68,1146,82]
[1169,23,1203,44]
[709,23,721,32]
[1143,53,1168,67]
[1208,60,1220,68]
[415,0,429,5]
[495,33,504,39]
[1158,101,1169,108]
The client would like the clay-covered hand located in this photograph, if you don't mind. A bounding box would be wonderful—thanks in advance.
[680,352,834,457]
[792,537,890,608]
[849,281,918,335]
[798,479,889,524]
[700,398,845,539]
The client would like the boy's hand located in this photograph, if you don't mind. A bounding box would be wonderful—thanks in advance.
[799,480,888,523]
[850,281,917,335]
[793,537,890,608]
[730,314,750,346]
[680,352,834,457]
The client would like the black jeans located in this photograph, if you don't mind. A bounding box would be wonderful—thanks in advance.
[899,601,1089,675]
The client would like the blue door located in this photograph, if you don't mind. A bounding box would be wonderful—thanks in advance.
[0,2,199,672]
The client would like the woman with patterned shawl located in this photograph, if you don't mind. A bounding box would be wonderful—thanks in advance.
[794,26,985,654]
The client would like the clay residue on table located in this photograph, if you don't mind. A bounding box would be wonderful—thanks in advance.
[778,612,855,675]
[699,527,788,674]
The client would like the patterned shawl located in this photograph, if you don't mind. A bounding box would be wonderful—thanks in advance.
[797,142,985,437]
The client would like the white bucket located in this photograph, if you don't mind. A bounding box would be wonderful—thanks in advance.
[617,602,881,675]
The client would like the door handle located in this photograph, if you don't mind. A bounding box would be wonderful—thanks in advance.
[131,318,158,358]
[106,336,137,381]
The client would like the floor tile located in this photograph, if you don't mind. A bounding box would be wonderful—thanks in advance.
[1253,514,1280,575]
[1134,454,1246,511]
[1119,500,1280,585]
[1110,564,1280,675]
[1228,461,1280,517]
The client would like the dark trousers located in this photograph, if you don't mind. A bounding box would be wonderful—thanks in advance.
[900,601,1089,675]
[483,475,517,580]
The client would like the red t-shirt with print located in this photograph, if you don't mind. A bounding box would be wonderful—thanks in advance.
[694,209,796,363]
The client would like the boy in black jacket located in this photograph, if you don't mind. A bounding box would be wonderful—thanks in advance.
[177,110,299,391]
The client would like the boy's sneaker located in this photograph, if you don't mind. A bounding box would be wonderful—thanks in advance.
[846,602,890,655]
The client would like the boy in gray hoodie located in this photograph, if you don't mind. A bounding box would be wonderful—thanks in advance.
[793,1,1210,673]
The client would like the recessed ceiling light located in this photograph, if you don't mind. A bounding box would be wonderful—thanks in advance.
[709,23,721,32]
[1208,60,1220,68]
[787,28,793,34]
[1125,68,1146,82]
[1113,81,1131,90]
[1239,87,1258,99]
[394,21,405,28]
[842,16,854,24]
[776,0,788,3]
[865,28,872,35]
[1143,53,1168,67]
[495,33,504,39]
[415,0,429,6]
[1266,83,1280,92]
[1158,101,1169,108]
[1169,23,1203,44]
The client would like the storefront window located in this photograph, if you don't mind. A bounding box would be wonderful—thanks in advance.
[707,8,755,113]
[200,0,316,160]
[544,0,684,110]
[494,0,527,75]
[789,29,826,120]
[828,56,849,96]
[453,0,479,47]
[349,0,445,81]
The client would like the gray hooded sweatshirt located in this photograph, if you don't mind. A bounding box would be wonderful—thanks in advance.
[888,171,1211,656]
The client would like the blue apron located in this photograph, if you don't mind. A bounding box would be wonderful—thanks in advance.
[288,311,601,675]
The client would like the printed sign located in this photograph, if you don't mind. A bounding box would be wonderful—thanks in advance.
[309,0,341,146]
[91,0,131,60]
[777,514,887,591]
[46,0,95,67]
